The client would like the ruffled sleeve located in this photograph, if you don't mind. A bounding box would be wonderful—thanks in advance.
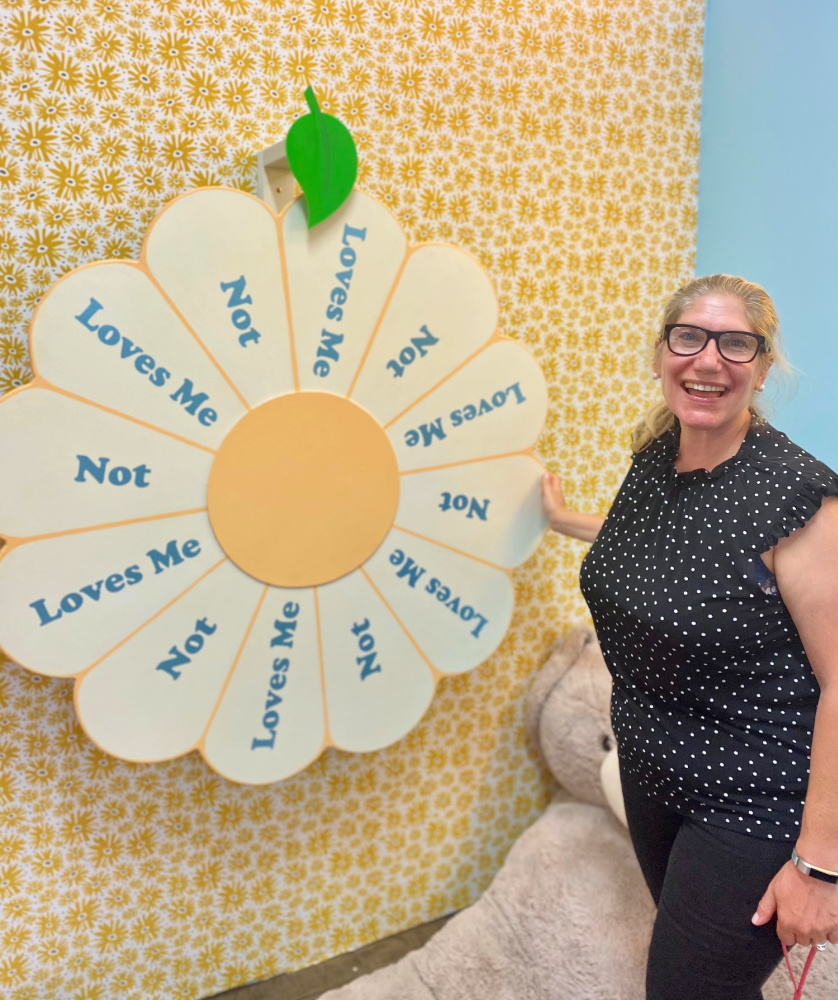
[762,470,838,550]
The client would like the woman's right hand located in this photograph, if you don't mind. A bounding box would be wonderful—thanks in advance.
[541,472,605,544]
[541,472,569,532]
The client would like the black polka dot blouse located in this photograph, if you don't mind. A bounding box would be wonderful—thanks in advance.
[580,418,838,839]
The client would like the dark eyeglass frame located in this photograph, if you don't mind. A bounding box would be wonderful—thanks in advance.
[662,324,770,364]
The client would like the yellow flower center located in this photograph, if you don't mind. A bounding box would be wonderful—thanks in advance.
[207,393,399,587]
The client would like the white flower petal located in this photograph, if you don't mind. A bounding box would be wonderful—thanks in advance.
[0,512,223,677]
[144,188,295,407]
[350,244,497,424]
[283,190,408,394]
[0,387,212,538]
[317,570,434,752]
[76,560,263,762]
[363,529,513,675]
[202,587,326,784]
[397,455,547,568]
[387,339,547,471]
[31,262,247,448]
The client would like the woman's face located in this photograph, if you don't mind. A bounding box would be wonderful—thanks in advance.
[654,292,767,435]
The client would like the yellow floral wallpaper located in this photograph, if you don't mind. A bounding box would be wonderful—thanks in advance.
[0,0,705,997]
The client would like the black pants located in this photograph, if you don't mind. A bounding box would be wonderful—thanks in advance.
[621,770,791,1000]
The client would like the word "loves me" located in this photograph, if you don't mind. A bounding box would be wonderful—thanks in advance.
[388,548,490,638]
[75,298,219,426]
[404,381,527,448]
[29,537,202,626]
[313,223,366,378]
[251,601,300,750]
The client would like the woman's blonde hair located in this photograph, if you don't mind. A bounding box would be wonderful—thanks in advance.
[631,273,792,452]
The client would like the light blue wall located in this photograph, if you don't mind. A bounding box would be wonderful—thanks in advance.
[696,0,838,468]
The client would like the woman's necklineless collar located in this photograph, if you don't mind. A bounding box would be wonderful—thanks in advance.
[664,417,764,482]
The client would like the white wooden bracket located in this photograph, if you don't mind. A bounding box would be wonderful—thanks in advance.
[256,139,296,215]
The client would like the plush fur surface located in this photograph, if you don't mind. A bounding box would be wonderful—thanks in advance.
[319,801,654,1000]
[316,627,838,1000]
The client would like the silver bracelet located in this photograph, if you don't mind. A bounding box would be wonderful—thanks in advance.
[791,846,838,885]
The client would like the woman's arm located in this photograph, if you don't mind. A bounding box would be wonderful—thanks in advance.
[753,496,838,946]
[541,473,605,543]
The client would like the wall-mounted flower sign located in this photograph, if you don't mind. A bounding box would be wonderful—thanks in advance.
[0,185,547,784]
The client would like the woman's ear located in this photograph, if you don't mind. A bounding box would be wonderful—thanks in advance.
[756,353,773,388]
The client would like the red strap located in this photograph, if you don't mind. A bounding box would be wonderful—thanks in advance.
[782,944,818,1000]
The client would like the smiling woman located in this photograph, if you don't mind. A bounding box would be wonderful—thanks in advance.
[543,274,838,1000]
[635,273,790,457]
[656,292,767,472]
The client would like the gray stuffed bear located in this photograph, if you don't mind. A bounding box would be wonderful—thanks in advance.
[316,626,838,1000]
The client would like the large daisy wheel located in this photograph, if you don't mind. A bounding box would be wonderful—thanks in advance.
[0,188,547,784]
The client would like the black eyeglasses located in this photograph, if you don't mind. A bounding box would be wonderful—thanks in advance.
[663,324,769,364]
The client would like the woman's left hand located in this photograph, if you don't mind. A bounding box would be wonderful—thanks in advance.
[753,861,838,946]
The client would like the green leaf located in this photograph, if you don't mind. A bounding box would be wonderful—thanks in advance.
[285,87,358,228]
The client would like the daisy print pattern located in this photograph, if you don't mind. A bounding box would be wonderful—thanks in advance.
[0,186,547,784]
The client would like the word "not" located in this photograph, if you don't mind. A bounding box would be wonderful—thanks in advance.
[156,617,217,680]
[351,618,383,681]
[75,454,151,488]
[220,275,261,348]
